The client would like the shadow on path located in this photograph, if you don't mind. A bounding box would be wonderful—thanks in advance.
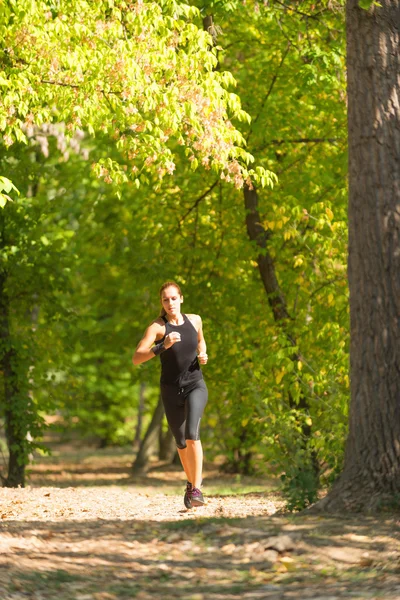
[1,512,400,600]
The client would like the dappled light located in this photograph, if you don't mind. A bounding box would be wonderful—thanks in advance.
[1,448,400,599]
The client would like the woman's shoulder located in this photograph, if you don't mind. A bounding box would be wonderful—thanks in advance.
[186,313,202,328]
[151,317,167,328]
[148,317,166,341]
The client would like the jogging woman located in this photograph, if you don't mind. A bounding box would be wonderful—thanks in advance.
[132,281,208,508]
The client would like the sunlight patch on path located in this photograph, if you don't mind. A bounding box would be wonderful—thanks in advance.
[0,487,280,523]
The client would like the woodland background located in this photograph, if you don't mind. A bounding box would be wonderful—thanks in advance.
[1,0,348,510]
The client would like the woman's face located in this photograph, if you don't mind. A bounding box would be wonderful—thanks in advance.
[161,286,183,317]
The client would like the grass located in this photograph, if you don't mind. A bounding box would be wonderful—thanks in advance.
[12,569,83,592]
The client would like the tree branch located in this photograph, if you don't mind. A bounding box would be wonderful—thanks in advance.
[259,137,342,147]
[274,0,327,20]
[41,80,122,96]
[178,179,219,226]
[246,43,291,144]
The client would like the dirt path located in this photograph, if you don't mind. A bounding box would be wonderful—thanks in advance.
[0,448,399,599]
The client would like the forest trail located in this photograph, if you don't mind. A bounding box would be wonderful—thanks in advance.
[0,447,399,600]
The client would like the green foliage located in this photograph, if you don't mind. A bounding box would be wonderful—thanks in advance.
[0,176,19,207]
[358,0,380,9]
[0,0,350,502]
[0,0,273,204]
[183,0,349,500]
[280,458,320,512]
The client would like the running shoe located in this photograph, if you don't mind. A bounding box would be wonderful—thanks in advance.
[191,487,205,507]
[184,481,193,509]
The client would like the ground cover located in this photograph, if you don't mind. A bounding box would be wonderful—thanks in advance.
[0,446,399,599]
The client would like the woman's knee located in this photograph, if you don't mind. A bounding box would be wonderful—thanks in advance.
[185,418,202,442]
[185,436,201,445]
[172,430,186,449]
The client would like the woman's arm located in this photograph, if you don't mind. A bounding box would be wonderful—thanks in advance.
[132,321,182,365]
[132,322,162,365]
[196,315,208,364]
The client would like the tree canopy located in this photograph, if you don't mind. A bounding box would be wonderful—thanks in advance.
[0,0,275,209]
[0,0,355,510]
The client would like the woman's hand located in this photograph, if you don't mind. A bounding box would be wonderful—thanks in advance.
[164,332,181,349]
[198,351,208,365]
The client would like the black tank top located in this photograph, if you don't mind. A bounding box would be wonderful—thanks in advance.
[159,314,203,386]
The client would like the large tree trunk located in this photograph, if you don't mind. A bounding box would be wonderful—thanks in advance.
[0,272,26,487]
[131,394,164,473]
[313,0,400,512]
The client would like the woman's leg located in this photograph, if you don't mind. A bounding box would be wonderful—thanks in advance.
[160,385,190,480]
[185,440,203,488]
[184,380,208,489]
[177,447,193,484]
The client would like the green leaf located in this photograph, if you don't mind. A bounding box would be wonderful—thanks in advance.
[358,0,374,9]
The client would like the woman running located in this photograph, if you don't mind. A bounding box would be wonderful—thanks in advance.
[132,281,208,508]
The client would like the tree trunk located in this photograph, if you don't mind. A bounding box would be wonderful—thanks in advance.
[313,0,400,512]
[0,272,26,487]
[244,185,292,324]
[244,185,317,464]
[133,382,145,451]
[131,394,164,473]
[159,427,177,462]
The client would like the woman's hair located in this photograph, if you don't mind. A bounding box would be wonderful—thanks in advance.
[159,281,182,317]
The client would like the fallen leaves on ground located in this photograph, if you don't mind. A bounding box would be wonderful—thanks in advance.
[0,447,399,599]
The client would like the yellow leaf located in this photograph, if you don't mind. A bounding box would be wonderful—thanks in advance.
[279,556,297,571]
[297,360,302,371]
[294,256,303,268]
[326,207,334,220]
[275,370,285,384]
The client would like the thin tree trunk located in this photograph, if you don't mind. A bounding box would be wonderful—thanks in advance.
[131,394,164,473]
[313,0,400,512]
[0,272,26,487]
[244,186,316,461]
[0,153,42,487]
[133,382,145,451]
[203,13,317,480]
[159,427,177,462]
[244,185,292,324]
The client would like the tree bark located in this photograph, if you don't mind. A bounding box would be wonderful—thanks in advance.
[244,185,292,324]
[0,271,26,487]
[133,382,145,450]
[312,0,400,512]
[131,394,164,473]
[244,186,316,450]
[159,427,177,462]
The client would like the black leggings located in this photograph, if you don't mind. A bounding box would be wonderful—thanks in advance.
[160,379,208,449]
